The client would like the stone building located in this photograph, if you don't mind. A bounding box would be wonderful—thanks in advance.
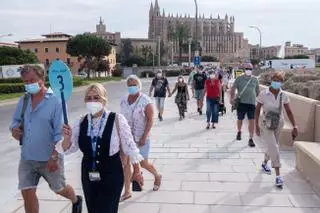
[285,41,309,57]
[148,0,250,62]
[250,44,281,60]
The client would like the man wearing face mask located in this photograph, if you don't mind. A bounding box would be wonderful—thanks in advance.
[193,66,207,115]
[9,65,82,213]
[230,63,260,147]
[149,70,171,121]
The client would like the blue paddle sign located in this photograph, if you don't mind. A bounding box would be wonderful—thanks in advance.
[48,60,73,124]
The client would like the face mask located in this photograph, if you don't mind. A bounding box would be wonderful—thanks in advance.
[24,82,41,94]
[157,73,162,78]
[86,102,104,115]
[128,86,139,95]
[178,78,183,82]
[271,81,282,90]
[245,70,252,76]
[210,74,215,79]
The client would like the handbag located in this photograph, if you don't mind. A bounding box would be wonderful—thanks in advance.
[232,78,252,110]
[263,93,283,130]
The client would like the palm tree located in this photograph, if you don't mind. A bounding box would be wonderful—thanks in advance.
[173,24,190,65]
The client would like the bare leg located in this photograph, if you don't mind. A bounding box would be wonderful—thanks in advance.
[237,120,243,132]
[140,159,160,179]
[275,167,280,176]
[56,185,77,203]
[122,157,132,197]
[248,119,255,139]
[21,189,39,213]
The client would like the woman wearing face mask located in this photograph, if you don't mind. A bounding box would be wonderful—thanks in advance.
[120,75,162,202]
[169,76,190,120]
[203,71,222,129]
[255,72,298,188]
[60,83,144,213]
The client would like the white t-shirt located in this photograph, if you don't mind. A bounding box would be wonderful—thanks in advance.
[256,89,290,118]
[120,93,153,142]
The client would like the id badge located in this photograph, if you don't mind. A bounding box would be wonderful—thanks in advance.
[89,171,101,182]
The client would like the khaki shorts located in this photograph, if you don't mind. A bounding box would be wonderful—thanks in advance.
[18,159,66,192]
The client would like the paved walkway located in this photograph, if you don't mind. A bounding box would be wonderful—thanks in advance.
[3,93,320,213]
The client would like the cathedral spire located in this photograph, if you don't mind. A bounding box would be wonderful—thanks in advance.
[225,14,228,21]
[155,0,159,9]
[162,9,165,17]
[99,16,103,24]
[218,14,220,19]
[150,2,153,12]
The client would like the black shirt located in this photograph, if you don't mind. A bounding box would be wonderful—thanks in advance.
[152,77,169,97]
[193,72,207,90]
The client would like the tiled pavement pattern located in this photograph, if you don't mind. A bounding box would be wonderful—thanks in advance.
[3,95,320,213]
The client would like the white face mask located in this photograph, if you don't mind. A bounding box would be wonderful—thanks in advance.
[178,78,183,82]
[157,73,162,78]
[245,70,252,76]
[86,102,104,115]
[210,74,215,79]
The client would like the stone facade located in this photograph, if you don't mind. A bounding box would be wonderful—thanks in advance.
[148,0,250,62]
[250,44,281,60]
[285,41,309,57]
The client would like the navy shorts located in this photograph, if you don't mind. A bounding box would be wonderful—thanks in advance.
[237,103,256,120]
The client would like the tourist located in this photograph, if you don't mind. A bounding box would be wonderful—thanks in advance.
[9,65,82,213]
[203,71,222,129]
[193,66,207,115]
[121,75,162,201]
[255,72,298,187]
[230,63,260,147]
[60,83,144,213]
[170,75,190,120]
[149,70,171,121]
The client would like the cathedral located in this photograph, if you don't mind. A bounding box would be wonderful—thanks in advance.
[148,0,250,62]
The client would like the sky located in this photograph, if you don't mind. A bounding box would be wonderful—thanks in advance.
[1,0,320,48]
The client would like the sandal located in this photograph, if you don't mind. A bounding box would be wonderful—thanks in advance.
[206,124,210,130]
[153,174,162,191]
[120,193,132,202]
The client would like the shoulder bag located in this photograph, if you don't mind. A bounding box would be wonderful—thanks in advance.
[263,93,283,130]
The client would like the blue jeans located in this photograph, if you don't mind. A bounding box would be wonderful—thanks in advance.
[206,98,219,123]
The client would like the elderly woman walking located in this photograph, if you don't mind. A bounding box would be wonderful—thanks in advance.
[60,83,144,213]
[255,72,298,188]
[170,76,190,120]
[120,75,162,201]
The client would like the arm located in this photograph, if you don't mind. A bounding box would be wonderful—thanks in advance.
[284,103,298,139]
[166,79,171,96]
[171,83,178,96]
[219,81,223,103]
[255,79,260,97]
[230,78,238,102]
[9,98,23,141]
[185,84,190,99]
[255,103,262,136]
[58,118,81,155]
[141,104,154,142]
[149,79,155,96]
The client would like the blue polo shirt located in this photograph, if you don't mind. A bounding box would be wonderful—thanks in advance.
[9,89,63,162]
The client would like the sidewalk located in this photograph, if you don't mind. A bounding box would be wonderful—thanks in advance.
[4,95,320,213]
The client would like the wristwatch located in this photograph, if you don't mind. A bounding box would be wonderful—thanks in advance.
[51,155,58,161]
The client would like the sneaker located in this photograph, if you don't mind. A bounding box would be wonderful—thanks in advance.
[199,110,203,115]
[248,139,255,147]
[261,163,272,175]
[159,115,163,121]
[72,195,83,213]
[236,132,242,141]
[197,108,200,113]
[275,176,283,188]
[158,113,161,119]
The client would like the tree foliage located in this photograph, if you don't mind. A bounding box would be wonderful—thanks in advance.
[66,34,111,78]
[122,55,145,67]
[121,39,134,62]
[0,47,39,66]
[201,56,218,62]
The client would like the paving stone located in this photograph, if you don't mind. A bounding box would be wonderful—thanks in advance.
[240,193,293,207]
[195,192,242,205]
[159,204,211,213]
[209,173,250,182]
[289,194,320,208]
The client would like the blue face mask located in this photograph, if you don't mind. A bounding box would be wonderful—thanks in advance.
[271,81,282,90]
[128,86,139,95]
[25,82,41,94]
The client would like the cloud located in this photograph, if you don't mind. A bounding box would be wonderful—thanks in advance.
[0,0,319,48]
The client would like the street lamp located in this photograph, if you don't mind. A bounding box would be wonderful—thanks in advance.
[188,38,193,67]
[249,26,262,61]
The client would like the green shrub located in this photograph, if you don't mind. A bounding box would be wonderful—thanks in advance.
[0,83,25,93]
[73,77,85,87]
[0,78,23,84]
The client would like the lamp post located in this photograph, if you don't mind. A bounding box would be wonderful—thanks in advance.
[194,0,198,52]
[188,38,193,67]
[249,26,262,61]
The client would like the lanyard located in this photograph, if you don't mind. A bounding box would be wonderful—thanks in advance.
[90,112,106,170]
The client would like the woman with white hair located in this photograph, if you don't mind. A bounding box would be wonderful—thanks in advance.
[120,75,162,201]
[60,83,144,213]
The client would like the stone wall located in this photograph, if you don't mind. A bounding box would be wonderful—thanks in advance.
[259,69,320,101]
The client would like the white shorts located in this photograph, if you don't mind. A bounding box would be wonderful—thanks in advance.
[154,97,165,109]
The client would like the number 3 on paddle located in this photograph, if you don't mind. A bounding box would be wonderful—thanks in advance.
[57,75,65,91]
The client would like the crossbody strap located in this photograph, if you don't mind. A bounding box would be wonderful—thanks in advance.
[19,94,30,145]
[279,92,283,113]
[115,113,124,154]
[238,78,252,98]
